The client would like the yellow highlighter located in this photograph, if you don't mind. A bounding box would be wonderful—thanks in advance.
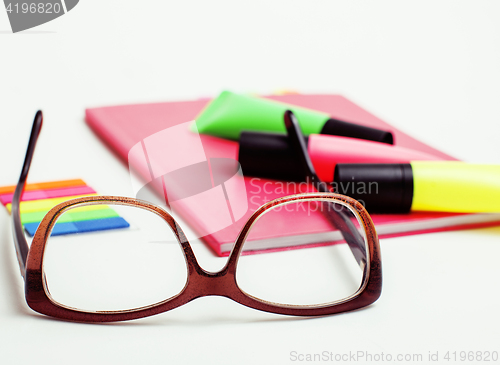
[332,161,500,213]
[5,194,97,214]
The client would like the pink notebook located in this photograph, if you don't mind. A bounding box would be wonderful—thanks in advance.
[85,94,500,256]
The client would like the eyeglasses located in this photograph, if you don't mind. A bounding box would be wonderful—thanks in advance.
[11,111,382,322]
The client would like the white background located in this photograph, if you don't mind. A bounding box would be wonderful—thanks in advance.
[1,1,499,364]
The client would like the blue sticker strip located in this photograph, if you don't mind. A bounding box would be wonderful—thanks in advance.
[24,217,130,237]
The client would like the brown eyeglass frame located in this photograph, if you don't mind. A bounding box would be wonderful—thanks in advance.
[12,111,382,323]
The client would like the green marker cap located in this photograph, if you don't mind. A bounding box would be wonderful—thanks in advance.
[193,91,329,140]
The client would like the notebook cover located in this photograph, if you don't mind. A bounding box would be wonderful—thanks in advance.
[85,94,500,256]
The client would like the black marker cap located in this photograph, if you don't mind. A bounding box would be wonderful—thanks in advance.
[333,163,414,213]
[321,119,394,145]
[238,132,305,181]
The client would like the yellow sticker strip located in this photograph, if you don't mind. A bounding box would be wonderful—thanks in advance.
[6,194,98,213]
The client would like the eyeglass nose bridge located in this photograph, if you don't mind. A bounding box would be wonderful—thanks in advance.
[183,262,241,300]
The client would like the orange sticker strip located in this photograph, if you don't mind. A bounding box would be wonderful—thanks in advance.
[0,179,87,195]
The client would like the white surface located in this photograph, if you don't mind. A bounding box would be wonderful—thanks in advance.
[1,1,499,364]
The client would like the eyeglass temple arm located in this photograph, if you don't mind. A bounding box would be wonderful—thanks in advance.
[284,110,367,267]
[11,111,43,278]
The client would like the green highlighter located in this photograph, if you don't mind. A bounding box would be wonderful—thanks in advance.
[193,91,394,144]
